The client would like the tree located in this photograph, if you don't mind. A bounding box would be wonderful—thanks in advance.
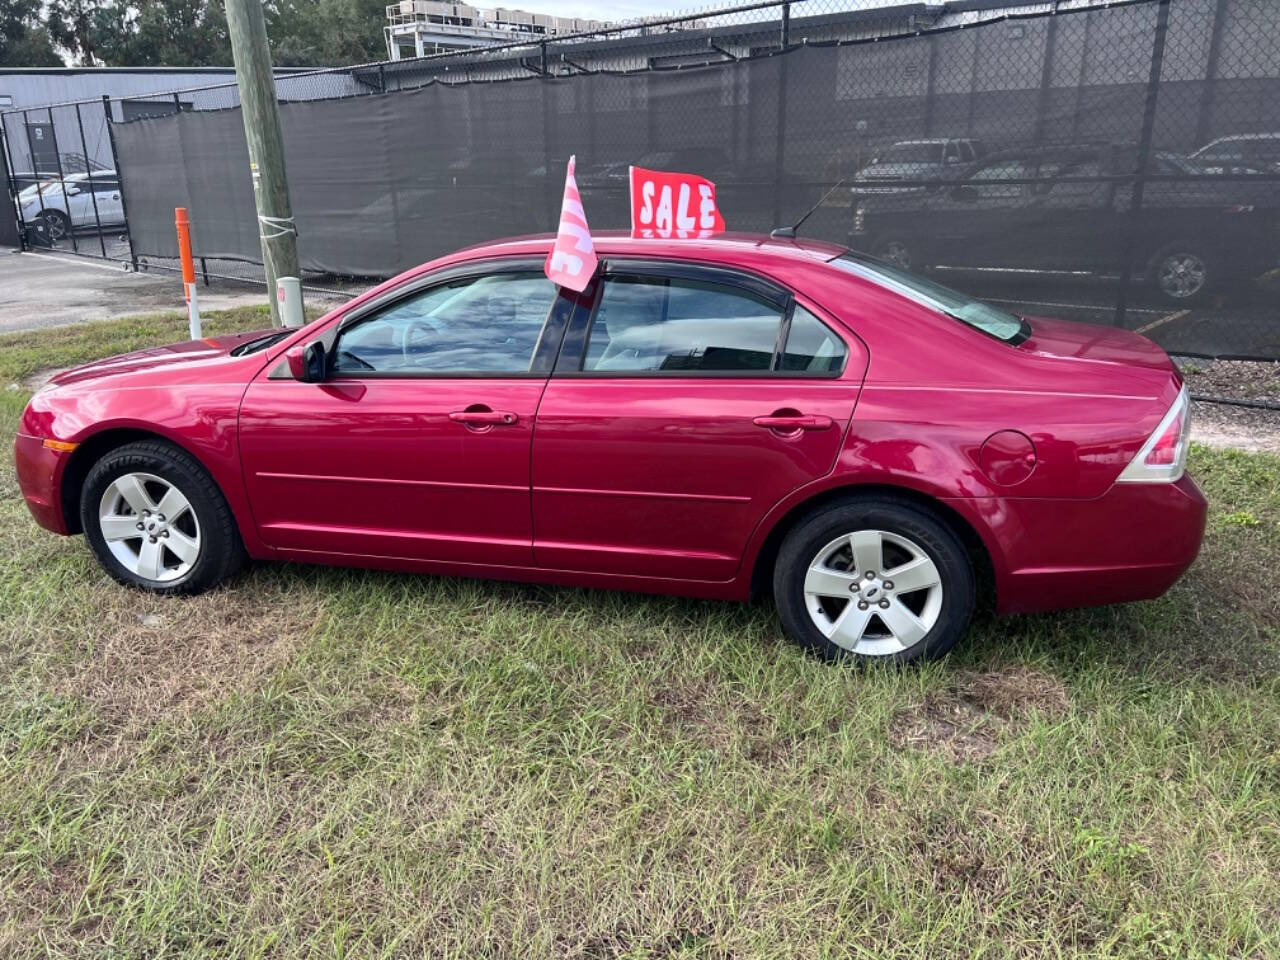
[46,0,232,67]
[0,0,63,66]
[41,0,389,69]
[266,0,387,67]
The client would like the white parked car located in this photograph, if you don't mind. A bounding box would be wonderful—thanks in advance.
[19,170,124,240]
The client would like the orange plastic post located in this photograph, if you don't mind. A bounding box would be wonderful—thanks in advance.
[174,207,201,338]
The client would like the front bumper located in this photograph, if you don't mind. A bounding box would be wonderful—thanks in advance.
[968,473,1208,615]
[13,433,72,534]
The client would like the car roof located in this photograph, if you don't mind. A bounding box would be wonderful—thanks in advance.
[444,231,847,268]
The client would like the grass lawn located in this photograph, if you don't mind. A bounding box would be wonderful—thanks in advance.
[1,310,1278,958]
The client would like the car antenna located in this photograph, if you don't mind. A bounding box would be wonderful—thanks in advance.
[770,178,848,240]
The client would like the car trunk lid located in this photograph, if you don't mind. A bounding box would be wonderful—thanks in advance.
[1017,315,1178,378]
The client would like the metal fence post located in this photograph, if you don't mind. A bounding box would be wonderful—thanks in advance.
[102,95,138,271]
[541,40,556,226]
[772,2,791,225]
[47,109,79,254]
[1,115,28,251]
[20,111,54,243]
[1113,0,1171,329]
[1194,0,1227,149]
[74,102,108,258]
[1032,9,1060,145]
[922,34,939,138]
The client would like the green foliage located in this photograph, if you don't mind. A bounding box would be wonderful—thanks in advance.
[1220,510,1261,528]
[39,0,387,67]
[0,0,62,66]
[266,0,390,67]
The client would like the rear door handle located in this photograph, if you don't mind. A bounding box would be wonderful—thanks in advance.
[449,409,518,426]
[752,414,833,431]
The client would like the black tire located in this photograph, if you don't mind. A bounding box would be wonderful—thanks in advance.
[80,440,244,595]
[1148,243,1215,306]
[773,497,975,664]
[37,209,71,242]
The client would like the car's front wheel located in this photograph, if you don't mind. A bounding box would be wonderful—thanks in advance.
[773,498,975,663]
[80,440,244,595]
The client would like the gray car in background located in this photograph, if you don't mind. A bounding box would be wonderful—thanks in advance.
[851,138,985,195]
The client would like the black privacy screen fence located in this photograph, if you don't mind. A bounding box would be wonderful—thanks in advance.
[102,0,1280,359]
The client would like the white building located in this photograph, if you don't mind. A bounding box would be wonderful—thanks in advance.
[384,3,615,59]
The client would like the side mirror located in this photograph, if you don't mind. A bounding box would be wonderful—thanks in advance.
[65,186,81,196]
[950,185,980,202]
[285,341,326,382]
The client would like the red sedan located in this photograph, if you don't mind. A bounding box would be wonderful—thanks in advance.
[14,233,1205,662]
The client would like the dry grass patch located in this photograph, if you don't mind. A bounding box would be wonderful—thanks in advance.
[890,666,1070,763]
[50,576,326,723]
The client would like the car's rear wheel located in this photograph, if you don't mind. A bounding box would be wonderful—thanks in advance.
[80,440,244,595]
[773,498,974,663]
[37,209,71,242]
[1150,244,1213,305]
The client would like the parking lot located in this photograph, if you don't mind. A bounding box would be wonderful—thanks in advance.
[0,249,266,334]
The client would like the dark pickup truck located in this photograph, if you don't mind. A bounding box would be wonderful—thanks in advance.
[848,143,1280,304]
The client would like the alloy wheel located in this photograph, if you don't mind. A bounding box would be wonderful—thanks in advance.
[1157,252,1207,300]
[802,529,943,656]
[41,212,68,241]
[98,472,201,583]
[880,240,911,270]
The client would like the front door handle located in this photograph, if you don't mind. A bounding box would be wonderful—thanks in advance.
[752,414,833,431]
[449,408,518,426]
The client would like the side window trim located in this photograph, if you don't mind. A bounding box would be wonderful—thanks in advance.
[772,298,796,372]
[326,257,563,380]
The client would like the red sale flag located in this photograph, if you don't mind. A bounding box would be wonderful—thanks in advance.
[544,155,598,293]
[629,165,726,239]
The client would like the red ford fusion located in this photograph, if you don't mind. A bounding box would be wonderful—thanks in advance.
[14,233,1206,662]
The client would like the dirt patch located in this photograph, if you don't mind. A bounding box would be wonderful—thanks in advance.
[649,678,777,759]
[890,666,1070,763]
[1178,358,1280,405]
[49,581,325,724]
[1191,400,1280,455]
[20,365,69,393]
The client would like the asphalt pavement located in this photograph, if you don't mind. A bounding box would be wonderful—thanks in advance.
[0,249,268,334]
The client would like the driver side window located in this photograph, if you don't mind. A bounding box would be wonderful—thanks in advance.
[333,272,557,375]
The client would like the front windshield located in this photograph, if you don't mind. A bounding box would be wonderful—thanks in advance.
[874,143,940,164]
[832,253,1027,343]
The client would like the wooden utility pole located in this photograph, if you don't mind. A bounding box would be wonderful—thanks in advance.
[225,0,298,327]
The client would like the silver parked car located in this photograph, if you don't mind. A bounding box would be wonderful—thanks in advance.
[19,170,124,240]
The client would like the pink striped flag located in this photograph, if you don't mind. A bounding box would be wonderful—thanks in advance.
[544,155,598,293]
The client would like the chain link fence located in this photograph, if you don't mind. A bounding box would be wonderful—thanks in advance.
[3,0,1278,356]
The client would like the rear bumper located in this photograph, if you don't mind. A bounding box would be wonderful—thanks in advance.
[13,433,71,535]
[965,473,1208,615]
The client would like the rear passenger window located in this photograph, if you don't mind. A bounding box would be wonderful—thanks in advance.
[582,276,783,373]
[781,306,847,373]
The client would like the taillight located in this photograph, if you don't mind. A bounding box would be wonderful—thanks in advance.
[1117,386,1190,483]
